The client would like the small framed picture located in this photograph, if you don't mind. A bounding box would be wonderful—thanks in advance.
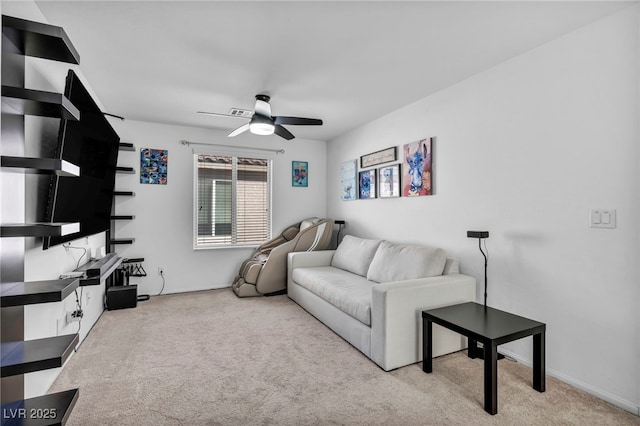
[341,159,358,200]
[140,148,168,185]
[292,161,308,187]
[359,170,376,199]
[378,164,400,198]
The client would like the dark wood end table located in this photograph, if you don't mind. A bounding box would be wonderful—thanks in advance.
[422,302,546,415]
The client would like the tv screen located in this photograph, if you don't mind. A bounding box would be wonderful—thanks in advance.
[43,70,120,250]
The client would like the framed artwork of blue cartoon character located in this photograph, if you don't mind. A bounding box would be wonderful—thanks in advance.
[340,159,357,201]
[140,148,168,185]
[359,170,376,199]
[402,138,432,196]
[292,161,308,187]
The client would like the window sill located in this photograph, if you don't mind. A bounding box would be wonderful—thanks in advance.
[193,244,260,251]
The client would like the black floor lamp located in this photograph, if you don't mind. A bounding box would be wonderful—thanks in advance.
[467,230,489,308]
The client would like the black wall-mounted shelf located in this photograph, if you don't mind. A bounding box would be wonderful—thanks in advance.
[113,191,135,197]
[115,166,135,174]
[0,388,79,426]
[122,257,144,264]
[1,156,79,177]
[1,15,80,64]
[109,238,135,245]
[79,253,120,278]
[2,86,80,120]
[1,334,79,377]
[119,142,135,151]
[0,278,79,308]
[110,215,135,220]
[76,254,122,286]
[0,222,79,238]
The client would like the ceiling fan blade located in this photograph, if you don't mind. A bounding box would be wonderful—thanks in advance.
[274,116,323,126]
[228,123,250,137]
[274,125,295,140]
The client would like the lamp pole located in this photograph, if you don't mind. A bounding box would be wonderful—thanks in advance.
[467,230,489,308]
[479,239,488,308]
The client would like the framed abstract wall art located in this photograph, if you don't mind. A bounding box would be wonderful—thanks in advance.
[292,161,308,187]
[340,159,357,200]
[358,170,376,199]
[140,148,168,185]
[402,138,432,197]
[378,164,400,198]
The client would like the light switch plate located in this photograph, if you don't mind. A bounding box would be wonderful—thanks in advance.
[590,209,616,229]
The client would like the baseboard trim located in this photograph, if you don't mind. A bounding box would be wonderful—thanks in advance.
[498,348,639,416]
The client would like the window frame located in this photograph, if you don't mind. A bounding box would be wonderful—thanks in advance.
[192,147,273,250]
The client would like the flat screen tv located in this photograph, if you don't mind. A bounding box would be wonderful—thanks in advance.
[43,70,120,250]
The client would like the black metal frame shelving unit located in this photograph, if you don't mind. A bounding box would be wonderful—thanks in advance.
[0,15,84,424]
[109,143,136,250]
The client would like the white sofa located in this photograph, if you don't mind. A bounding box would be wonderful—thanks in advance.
[287,235,475,371]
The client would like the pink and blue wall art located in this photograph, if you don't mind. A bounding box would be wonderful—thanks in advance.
[402,138,432,197]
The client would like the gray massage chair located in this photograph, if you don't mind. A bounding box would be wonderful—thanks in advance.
[232,218,334,297]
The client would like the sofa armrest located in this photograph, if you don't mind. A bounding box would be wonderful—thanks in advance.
[370,274,475,371]
[287,250,335,288]
[288,250,335,269]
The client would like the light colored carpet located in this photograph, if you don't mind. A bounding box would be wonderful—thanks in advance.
[51,289,639,425]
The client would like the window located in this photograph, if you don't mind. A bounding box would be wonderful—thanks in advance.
[194,152,271,249]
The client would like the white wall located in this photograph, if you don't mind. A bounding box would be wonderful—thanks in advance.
[326,6,639,414]
[110,119,327,296]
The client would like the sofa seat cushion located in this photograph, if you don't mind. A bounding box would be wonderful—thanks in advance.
[292,266,374,325]
[367,241,447,283]
[331,235,382,277]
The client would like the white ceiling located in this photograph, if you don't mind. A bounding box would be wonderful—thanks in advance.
[35,1,633,142]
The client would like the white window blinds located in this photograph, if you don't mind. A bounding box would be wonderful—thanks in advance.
[195,153,271,249]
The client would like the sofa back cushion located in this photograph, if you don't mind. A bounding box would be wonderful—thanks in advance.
[366,241,447,283]
[443,258,459,275]
[331,235,382,277]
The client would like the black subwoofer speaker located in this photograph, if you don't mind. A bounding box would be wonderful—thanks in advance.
[106,285,137,310]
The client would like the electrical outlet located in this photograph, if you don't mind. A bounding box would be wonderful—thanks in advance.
[158,266,164,276]
[67,310,83,323]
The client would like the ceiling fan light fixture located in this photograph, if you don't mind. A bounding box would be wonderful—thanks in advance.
[249,114,275,135]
